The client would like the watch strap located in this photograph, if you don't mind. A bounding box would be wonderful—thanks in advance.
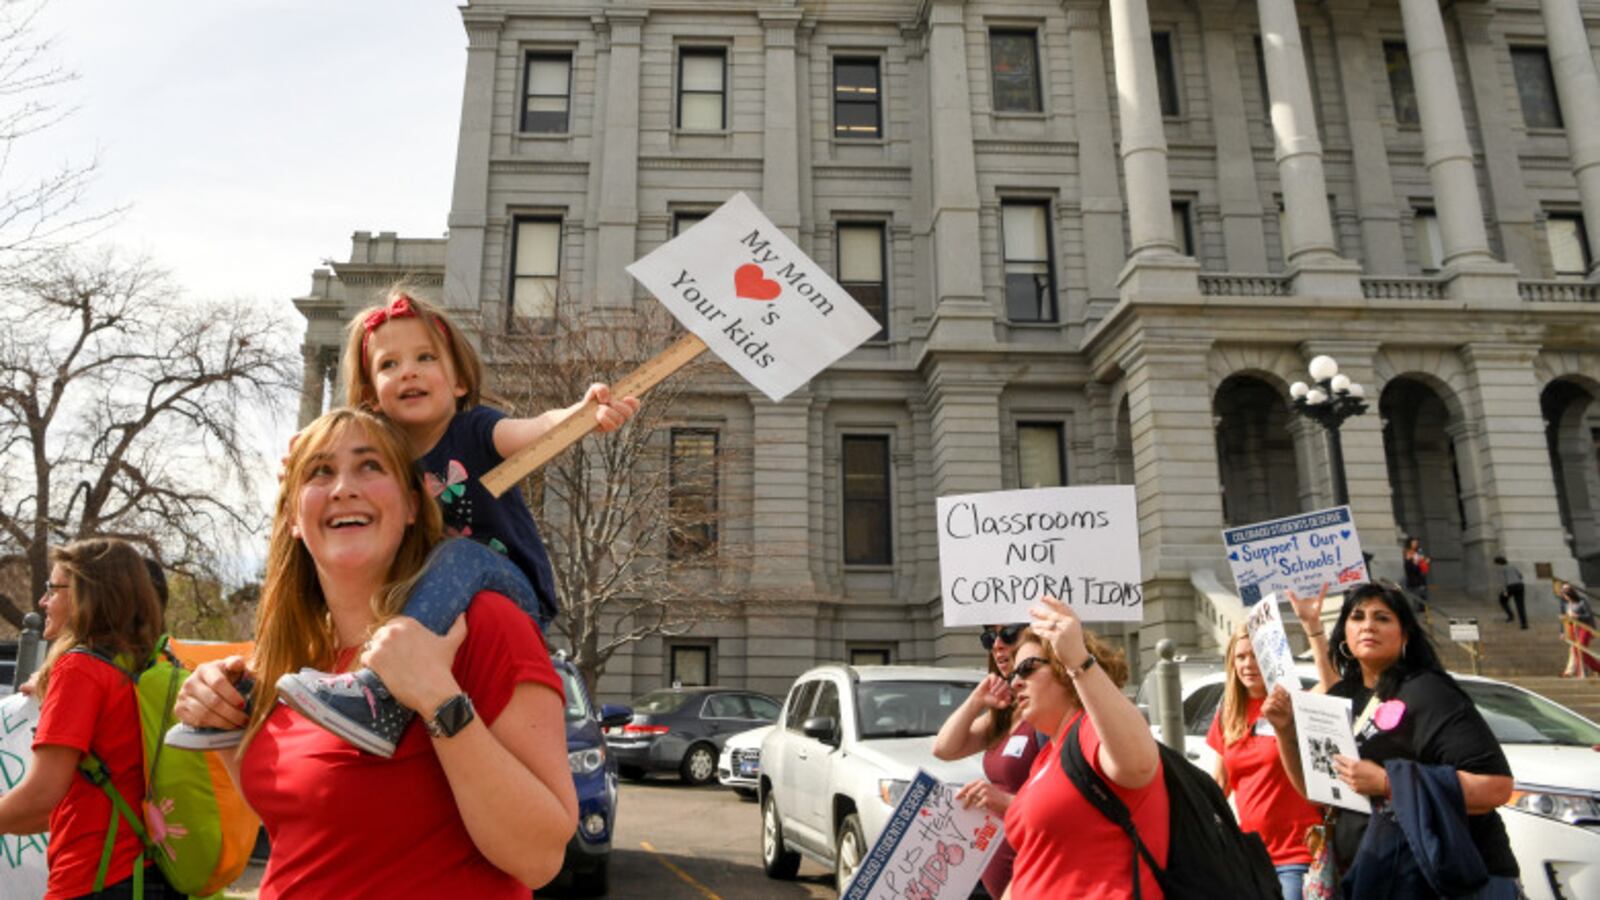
[426,693,476,738]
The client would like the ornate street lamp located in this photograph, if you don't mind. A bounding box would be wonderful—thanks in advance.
[1290,355,1368,506]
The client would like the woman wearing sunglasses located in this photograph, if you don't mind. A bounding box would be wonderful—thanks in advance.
[933,621,1039,898]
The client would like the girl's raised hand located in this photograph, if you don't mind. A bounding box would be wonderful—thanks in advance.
[1286,582,1330,631]
[978,673,1013,709]
[585,383,641,433]
[1028,595,1089,667]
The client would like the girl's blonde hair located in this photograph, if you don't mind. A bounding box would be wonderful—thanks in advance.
[339,286,485,414]
[1219,624,1254,746]
[36,539,164,698]
[244,407,444,742]
[1015,627,1130,711]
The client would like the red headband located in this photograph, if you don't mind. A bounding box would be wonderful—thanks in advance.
[360,294,448,369]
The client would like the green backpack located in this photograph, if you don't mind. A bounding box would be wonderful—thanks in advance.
[73,636,255,898]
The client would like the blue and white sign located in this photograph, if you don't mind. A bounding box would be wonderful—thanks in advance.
[1222,505,1368,605]
[841,769,1003,900]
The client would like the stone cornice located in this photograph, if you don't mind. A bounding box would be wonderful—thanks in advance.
[640,156,763,172]
[490,158,589,175]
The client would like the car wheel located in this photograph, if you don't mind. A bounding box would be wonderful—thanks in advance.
[761,792,801,880]
[571,857,609,897]
[680,743,717,786]
[619,765,646,781]
[834,812,866,893]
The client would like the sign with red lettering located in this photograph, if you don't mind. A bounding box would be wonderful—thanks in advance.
[841,769,1003,900]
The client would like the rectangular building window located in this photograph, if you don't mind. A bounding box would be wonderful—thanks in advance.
[673,212,708,237]
[1152,31,1180,116]
[834,58,882,138]
[1511,47,1563,129]
[668,644,711,687]
[678,48,726,130]
[1548,214,1592,278]
[522,53,572,133]
[1172,201,1195,257]
[990,30,1042,113]
[1001,201,1057,322]
[842,435,892,565]
[1384,42,1419,125]
[668,428,719,559]
[838,223,887,341]
[849,646,893,666]
[510,218,561,320]
[1018,422,1066,488]
[1415,210,1444,273]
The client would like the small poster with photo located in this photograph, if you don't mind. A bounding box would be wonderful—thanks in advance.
[1291,690,1371,814]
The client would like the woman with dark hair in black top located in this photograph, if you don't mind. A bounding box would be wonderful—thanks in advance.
[1263,582,1519,894]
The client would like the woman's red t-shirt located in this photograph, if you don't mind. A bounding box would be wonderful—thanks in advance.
[1003,712,1169,900]
[32,651,151,900]
[240,592,564,899]
[1206,695,1320,865]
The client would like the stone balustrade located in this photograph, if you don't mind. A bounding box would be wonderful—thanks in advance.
[1518,280,1600,303]
[1197,272,1293,297]
[1361,276,1446,300]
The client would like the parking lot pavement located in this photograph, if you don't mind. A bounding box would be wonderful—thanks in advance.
[543,779,837,899]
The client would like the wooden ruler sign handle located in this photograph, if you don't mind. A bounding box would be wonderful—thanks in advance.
[479,332,709,497]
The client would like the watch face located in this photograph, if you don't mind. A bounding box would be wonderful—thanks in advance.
[434,694,475,737]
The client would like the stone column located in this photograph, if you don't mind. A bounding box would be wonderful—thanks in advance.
[1459,344,1580,585]
[1065,1,1132,317]
[1457,6,1542,276]
[1399,0,1494,268]
[442,13,504,313]
[1539,0,1600,276]
[1327,0,1406,274]
[595,10,646,308]
[761,11,804,239]
[1116,337,1223,665]
[299,345,327,429]
[925,0,993,345]
[1256,0,1337,264]
[1108,0,1178,260]
[1197,3,1268,272]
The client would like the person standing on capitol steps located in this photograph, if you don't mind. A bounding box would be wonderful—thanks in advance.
[1209,585,1338,900]
[1403,536,1431,610]
[996,599,1167,900]
[0,538,174,899]
[936,622,1047,899]
[1495,556,1526,630]
[172,408,576,897]
[1262,582,1520,898]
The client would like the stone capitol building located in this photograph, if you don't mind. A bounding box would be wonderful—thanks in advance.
[294,0,1600,702]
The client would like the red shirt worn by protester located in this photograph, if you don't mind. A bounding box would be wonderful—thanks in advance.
[1206,695,1320,865]
[979,720,1043,899]
[1003,711,1169,900]
[240,592,565,900]
[33,651,151,900]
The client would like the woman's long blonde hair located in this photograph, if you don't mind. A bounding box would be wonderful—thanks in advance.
[1218,624,1254,746]
[36,538,164,697]
[245,407,443,741]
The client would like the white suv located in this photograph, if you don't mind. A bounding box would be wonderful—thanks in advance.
[758,664,986,892]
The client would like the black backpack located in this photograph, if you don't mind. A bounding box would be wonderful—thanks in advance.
[1059,716,1282,900]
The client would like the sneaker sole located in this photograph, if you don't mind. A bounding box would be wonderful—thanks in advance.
[275,676,398,758]
[163,723,244,751]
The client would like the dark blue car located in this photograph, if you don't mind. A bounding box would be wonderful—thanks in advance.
[552,654,632,896]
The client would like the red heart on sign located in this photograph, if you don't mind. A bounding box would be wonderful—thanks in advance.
[734,264,782,301]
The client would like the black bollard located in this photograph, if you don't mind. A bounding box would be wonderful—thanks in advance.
[15,611,43,689]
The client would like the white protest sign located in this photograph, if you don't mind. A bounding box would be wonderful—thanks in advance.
[1449,619,1481,643]
[1245,593,1296,697]
[1222,505,1368,605]
[625,192,882,402]
[936,486,1143,626]
[841,769,1003,900]
[0,693,50,900]
[1291,690,1371,814]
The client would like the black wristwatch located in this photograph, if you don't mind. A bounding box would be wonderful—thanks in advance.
[426,693,476,739]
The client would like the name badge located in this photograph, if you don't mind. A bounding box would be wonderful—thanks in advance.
[1003,734,1030,758]
[1253,719,1275,737]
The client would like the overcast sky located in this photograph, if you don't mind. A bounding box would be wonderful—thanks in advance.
[25,0,467,312]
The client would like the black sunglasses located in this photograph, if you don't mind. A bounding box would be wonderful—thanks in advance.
[980,623,1026,651]
[1008,656,1050,685]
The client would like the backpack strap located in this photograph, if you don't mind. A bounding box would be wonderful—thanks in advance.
[80,753,149,899]
[1057,715,1169,899]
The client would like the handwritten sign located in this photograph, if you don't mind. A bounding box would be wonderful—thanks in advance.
[1449,619,1481,643]
[936,486,1143,627]
[0,693,50,900]
[1245,593,1296,697]
[841,769,1003,900]
[626,192,882,402]
[1291,690,1370,814]
[1222,506,1368,604]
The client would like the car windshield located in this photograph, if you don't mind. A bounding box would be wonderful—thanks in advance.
[557,666,591,721]
[856,681,976,739]
[1459,680,1600,746]
[632,690,689,714]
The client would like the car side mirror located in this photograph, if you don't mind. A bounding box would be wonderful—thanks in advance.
[802,715,839,746]
[599,704,634,729]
